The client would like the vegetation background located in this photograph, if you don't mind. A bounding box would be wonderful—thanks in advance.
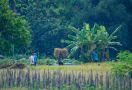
[0,1,132,90]
[0,0,132,57]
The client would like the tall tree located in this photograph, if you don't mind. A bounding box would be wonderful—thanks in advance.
[0,0,31,56]
[97,25,122,61]
[15,0,70,55]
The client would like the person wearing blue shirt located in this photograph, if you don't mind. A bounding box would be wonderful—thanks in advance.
[34,53,38,66]
[92,50,99,62]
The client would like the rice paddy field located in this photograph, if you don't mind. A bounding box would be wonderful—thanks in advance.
[0,62,131,90]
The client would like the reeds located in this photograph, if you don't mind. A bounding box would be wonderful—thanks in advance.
[0,69,131,90]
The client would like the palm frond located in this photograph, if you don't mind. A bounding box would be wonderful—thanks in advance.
[61,39,74,44]
[68,25,79,34]
[108,42,122,46]
[66,43,76,49]
[91,23,99,34]
[69,46,79,57]
[68,34,77,40]
[108,47,118,51]
[100,26,106,31]
[109,25,122,38]
[83,23,90,31]
[109,36,117,40]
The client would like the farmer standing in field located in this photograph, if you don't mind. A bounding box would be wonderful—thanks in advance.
[92,50,99,62]
[29,53,34,65]
[34,53,38,66]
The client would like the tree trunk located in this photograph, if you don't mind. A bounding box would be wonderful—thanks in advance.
[87,44,97,62]
[102,48,106,62]
[80,46,83,55]
[106,49,110,61]
[58,54,63,65]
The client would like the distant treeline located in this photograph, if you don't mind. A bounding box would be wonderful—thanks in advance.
[1,0,132,56]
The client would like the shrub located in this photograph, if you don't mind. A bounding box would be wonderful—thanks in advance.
[10,63,26,69]
[113,51,132,77]
[0,58,28,69]
[14,54,29,60]
[38,58,57,65]
[15,58,29,65]
[117,51,132,64]
[0,59,14,68]
[80,54,90,63]
[62,59,81,65]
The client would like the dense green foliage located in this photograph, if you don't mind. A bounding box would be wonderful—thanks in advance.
[0,1,131,90]
[0,0,31,56]
[0,58,27,69]
[38,58,81,65]
[7,0,132,56]
[14,0,70,55]
[0,0,132,60]
[117,51,132,64]
[113,51,132,76]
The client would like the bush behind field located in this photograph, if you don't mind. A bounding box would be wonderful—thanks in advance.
[0,56,82,68]
[38,58,57,65]
[0,58,14,68]
[112,51,132,77]
[0,57,29,69]
[62,59,82,65]
[38,58,81,65]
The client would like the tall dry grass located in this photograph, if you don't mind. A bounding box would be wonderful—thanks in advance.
[0,65,131,90]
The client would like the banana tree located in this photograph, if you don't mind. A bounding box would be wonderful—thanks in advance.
[97,25,122,61]
[62,23,122,62]
[85,23,99,56]
[62,23,98,60]
[61,25,88,57]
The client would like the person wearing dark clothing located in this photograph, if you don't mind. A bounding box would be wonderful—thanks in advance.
[58,53,63,65]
